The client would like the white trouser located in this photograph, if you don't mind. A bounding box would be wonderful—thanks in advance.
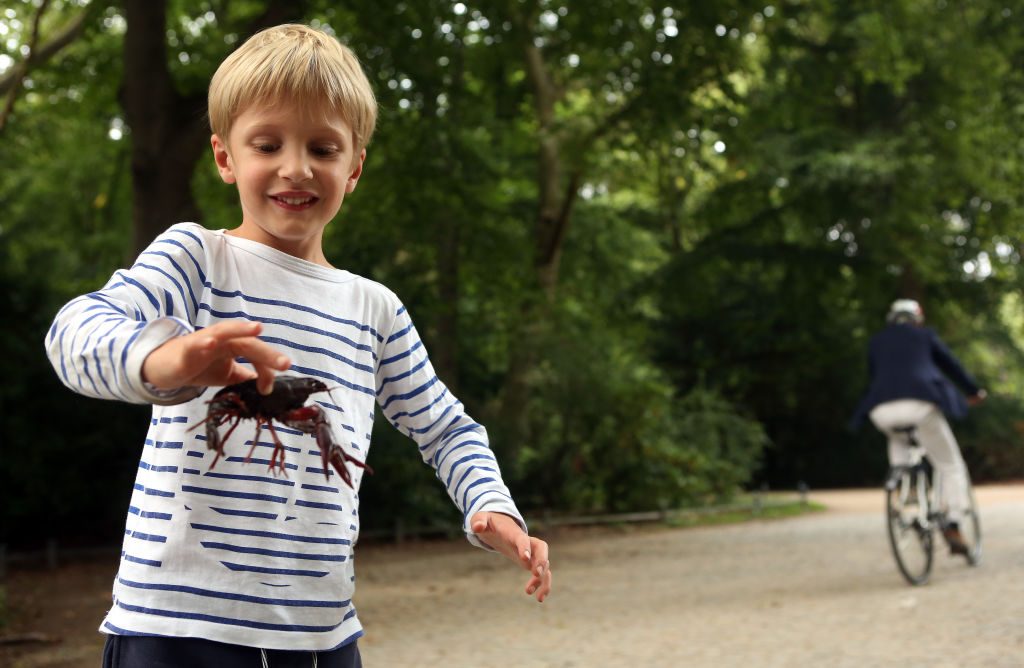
[869,399,971,522]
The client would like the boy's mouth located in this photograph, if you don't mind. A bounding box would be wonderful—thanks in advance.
[270,193,319,210]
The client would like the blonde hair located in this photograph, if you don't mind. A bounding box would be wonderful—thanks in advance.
[208,24,377,150]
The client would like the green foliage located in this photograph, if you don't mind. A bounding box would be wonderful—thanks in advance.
[509,306,768,512]
[3,0,1024,547]
[671,385,770,499]
[958,394,1024,481]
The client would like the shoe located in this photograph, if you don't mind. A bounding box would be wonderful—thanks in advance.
[942,523,970,556]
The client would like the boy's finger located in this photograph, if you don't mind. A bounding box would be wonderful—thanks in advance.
[517,536,533,565]
[528,538,548,571]
[526,569,552,601]
[536,571,552,602]
[223,362,259,385]
[203,320,263,341]
[227,337,291,372]
[253,366,279,395]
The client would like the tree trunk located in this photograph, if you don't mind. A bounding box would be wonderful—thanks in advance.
[121,0,306,257]
[122,0,208,257]
[497,11,580,448]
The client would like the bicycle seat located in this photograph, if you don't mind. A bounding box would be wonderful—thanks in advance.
[891,425,920,446]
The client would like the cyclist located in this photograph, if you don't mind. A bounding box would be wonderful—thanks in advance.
[850,299,986,555]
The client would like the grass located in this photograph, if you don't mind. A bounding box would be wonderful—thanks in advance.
[665,499,827,529]
[524,494,827,536]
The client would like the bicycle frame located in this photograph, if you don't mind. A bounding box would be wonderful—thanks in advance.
[889,444,935,531]
[884,424,981,585]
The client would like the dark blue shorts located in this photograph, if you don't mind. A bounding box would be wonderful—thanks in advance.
[101,634,361,668]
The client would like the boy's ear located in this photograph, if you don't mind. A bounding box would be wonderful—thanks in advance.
[211,134,236,184]
[345,149,367,194]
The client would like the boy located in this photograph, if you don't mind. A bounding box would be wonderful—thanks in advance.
[46,24,551,667]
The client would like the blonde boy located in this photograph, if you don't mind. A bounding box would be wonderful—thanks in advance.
[47,24,550,667]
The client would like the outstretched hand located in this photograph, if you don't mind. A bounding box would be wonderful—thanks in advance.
[470,511,552,603]
[142,321,291,395]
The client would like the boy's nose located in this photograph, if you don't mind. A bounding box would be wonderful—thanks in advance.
[279,150,313,182]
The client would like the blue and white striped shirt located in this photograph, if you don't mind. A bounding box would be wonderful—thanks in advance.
[45,223,524,651]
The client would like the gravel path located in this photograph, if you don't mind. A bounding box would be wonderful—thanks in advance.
[355,485,1024,667]
[3,485,1022,667]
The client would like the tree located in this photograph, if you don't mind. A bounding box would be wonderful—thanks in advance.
[121,0,315,256]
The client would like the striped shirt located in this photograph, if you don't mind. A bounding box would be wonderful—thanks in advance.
[45,223,524,651]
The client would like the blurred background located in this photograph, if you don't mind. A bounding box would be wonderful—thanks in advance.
[2,0,1024,555]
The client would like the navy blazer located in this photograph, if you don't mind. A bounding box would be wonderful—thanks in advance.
[850,324,980,429]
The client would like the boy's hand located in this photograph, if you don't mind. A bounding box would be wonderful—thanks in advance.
[470,511,552,603]
[142,321,291,394]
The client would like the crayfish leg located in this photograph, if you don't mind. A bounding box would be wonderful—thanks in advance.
[243,420,263,464]
[263,421,290,478]
[207,413,242,471]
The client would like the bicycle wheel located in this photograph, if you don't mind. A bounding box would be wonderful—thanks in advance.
[886,468,934,585]
[959,477,983,566]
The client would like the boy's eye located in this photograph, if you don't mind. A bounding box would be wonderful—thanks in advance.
[254,143,279,153]
[311,145,339,157]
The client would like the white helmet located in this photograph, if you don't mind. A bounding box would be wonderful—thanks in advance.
[887,299,924,325]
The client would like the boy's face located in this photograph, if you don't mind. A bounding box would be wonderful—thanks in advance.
[211,102,365,264]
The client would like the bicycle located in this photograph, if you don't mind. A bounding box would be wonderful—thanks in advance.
[884,425,982,585]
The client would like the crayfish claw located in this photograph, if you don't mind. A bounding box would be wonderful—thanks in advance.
[325,447,372,488]
[313,419,372,488]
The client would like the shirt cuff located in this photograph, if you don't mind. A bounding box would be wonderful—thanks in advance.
[464,498,528,551]
[125,317,205,405]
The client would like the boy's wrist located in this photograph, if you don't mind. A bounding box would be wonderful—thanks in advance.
[143,379,201,400]
[465,499,527,550]
[127,317,205,405]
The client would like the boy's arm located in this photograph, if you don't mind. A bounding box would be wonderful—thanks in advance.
[45,224,288,403]
[375,303,525,541]
[375,301,550,600]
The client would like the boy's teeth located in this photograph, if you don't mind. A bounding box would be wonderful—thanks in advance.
[278,196,312,205]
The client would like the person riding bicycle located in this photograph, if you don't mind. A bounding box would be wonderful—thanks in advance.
[850,299,986,556]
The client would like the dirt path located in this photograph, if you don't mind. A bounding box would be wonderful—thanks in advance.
[355,484,1024,667]
[4,485,1023,667]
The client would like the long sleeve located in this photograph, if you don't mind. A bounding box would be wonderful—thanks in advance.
[45,224,207,405]
[928,329,981,395]
[375,303,525,547]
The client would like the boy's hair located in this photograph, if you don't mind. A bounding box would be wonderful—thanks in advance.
[208,24,377,151]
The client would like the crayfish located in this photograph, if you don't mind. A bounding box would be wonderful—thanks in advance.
[188,376,372,488]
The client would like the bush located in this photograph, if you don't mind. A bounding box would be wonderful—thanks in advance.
[958,393,1024,482]
[512,313,770,513]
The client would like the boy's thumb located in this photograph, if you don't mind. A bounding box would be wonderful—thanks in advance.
[471,514,490,534]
